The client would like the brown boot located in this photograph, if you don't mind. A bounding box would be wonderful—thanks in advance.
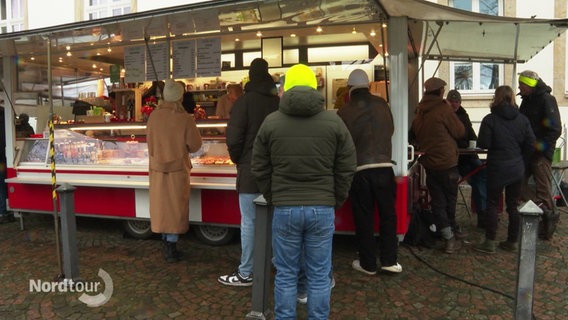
[444,237,461,254]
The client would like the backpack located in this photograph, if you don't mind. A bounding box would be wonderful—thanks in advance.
[403,207,437,248]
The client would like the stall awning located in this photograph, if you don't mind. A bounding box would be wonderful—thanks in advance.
[378,0,568,63]
[0,0,567,82]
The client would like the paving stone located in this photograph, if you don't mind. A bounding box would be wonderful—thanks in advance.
[0,198,567,318]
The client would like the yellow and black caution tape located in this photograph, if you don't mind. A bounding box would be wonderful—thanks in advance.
[48,119,57,200]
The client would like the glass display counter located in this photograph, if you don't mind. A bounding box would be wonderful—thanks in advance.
[15,121,233,169]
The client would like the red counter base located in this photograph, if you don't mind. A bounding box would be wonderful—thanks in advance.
[334,176,409,235]
[8,176,410,236]
[8,183,136,218]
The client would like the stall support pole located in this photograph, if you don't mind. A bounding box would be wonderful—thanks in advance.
[57,183,80,282]
[246,196,273,320]
[515,201,542,320]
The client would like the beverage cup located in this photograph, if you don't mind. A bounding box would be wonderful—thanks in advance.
[468,140,477,149]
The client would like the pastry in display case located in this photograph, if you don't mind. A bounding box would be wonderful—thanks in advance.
[19,129,148,166]
[191,140,233,166]
[16,123,233,169]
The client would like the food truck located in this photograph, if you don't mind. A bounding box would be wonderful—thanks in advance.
[0,0,566,245]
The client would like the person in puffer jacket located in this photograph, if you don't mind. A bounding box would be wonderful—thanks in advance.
[252,64,356,320]
[473,85,535,254]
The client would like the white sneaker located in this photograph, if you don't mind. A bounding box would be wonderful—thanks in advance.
[217,271,253,287]
[381,263,403,274]
[297,293,307,304]
[351,260,377,275]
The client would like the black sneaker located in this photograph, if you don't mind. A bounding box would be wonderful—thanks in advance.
[218,271,253,287]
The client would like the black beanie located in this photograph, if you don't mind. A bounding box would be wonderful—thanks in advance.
[249,58,270,81]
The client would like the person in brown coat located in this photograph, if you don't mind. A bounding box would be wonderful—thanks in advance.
[410,77,465,254]
[146,79,202,263]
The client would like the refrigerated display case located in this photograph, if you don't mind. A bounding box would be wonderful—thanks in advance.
[7,120,240,245]
[6,120,409,245]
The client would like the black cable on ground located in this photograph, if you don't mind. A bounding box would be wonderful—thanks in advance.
[402,244,538,320]
[402,243,514,298]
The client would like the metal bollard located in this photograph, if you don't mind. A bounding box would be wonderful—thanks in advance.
[246,195,273,320]
[515,200,542,320]
[56,183,80,282]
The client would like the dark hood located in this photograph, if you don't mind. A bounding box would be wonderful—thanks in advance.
[491,102,520,120]
[244,78,278,96]
[279,86,324,117]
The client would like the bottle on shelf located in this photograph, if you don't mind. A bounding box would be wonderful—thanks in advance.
[127,99,134,121]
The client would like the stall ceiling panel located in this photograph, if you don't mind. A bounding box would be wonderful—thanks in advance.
[0,0,567,85]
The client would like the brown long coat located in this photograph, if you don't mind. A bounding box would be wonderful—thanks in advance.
[146,101,202,234]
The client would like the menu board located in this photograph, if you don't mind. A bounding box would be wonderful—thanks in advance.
[170,13,195,36]
[196,38,221,77]
[145,42,169,81]
[145,16,168,38]
[172,40,196,79]
[124,45,146,83]
[194,10,220,33]
[121,20,145,41]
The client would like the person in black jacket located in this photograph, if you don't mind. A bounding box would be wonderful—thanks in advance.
[518,70,562,240]
[337,69,401,275]
[473,85,535,254]
[218,58,279,286]
[447,89,487,229]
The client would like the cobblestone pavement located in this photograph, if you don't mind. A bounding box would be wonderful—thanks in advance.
[0,203,566,319]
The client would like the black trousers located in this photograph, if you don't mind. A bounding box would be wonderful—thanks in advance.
[425,166,459,234]
[349,167,398,271]
[486,179,522,241]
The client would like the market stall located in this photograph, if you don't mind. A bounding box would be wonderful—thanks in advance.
[1,0,567,245]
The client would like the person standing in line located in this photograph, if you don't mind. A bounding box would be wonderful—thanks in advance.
[218,58,279,286]
[252,64,356,319]
[447,89,488,229]
[337,69,401,275]
[409,77,465,254]
[147,79,202,263]
[215,84,243,119]
[473,85,535,254]
[518,70,562,240]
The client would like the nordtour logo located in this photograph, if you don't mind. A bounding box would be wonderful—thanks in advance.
[29,268,113,307]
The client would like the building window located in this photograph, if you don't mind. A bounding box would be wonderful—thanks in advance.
[449,0,502,93]
[0,0,24,33]
[85,0,131,20]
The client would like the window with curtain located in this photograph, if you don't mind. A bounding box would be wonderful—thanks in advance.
[449,0,502,92]
[85,0,131,20]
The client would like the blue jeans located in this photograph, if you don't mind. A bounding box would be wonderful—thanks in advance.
[458,157,487,213]
[297,251,334,296]
[238,193,260,277]
[272,206,334,320]
[162,234,179,242]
